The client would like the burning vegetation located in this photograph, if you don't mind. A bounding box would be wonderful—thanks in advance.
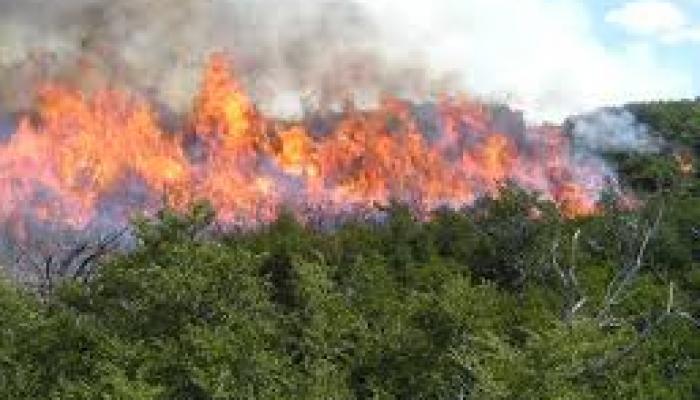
[0,53,616,242]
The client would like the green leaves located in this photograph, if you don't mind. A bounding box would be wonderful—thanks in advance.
[2,181,699,400]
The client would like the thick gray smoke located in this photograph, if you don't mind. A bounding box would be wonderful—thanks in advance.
[0,0,439,117]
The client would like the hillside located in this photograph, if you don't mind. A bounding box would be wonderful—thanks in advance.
[0,101,699,399]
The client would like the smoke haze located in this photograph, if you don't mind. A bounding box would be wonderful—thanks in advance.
[569,109,661,154]
[0,0,446,118]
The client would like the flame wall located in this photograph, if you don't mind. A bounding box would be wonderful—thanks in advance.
[0,53,613,241]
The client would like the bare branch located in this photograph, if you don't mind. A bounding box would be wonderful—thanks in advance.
[581,280,676,377]
[72,228,127,281]
[599,206,664,323]
[552,229,587,324]
[10,228,127,299]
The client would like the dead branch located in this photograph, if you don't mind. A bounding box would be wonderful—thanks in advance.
[552,229,587,324]
[598,206,664,324]
[579,280,675,377]
[13,228,127,301]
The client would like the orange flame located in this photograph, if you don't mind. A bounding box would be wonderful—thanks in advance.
[0,53,608,236]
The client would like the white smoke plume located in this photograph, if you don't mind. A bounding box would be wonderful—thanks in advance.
[569,109,662,154]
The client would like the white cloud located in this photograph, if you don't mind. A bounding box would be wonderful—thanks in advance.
[662,26,700,43]
[605,0,687,36]
[357,0,692,122]
[606,0,700,44]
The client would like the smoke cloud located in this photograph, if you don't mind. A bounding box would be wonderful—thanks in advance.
[0,0,445,118]
[569,109,662,154]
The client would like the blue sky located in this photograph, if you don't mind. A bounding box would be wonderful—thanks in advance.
[590,0,700,94]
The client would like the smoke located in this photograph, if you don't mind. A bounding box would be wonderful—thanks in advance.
[569,109,662,154]
[0,0,444,117]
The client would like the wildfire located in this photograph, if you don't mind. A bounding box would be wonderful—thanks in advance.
[0,53,610,237]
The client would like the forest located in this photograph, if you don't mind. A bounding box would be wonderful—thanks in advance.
[0,100,699,399]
